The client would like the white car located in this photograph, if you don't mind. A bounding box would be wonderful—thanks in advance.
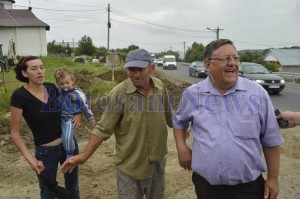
[156,58,163,67]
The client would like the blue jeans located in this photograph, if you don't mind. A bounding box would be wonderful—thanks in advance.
[35,139,80,199]
[61,114,75,158]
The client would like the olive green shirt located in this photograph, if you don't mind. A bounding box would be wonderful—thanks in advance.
[92,76,173,179]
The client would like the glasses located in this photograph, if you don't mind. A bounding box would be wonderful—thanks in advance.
[209,56,241,63]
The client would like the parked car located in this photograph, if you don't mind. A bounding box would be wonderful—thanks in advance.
[239,62,285,94]
[189,61,208,78]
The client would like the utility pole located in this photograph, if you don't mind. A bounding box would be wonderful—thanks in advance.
[207,26,224,40]
[183,41,186,61]
[107,3,111,51]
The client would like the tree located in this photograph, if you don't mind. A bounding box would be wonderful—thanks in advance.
[184,42,205,62]
[77,35,96,55]
[156,50,180,61]
[47,40,73,55]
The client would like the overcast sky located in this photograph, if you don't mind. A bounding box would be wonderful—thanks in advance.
[14,0,300,53]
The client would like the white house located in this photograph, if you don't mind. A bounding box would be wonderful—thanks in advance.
[0,0,50,56]
[264,49,300,72]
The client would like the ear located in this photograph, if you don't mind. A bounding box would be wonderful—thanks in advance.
[21,70,28,78]
[204,59,211,72]
[149,63,156,74]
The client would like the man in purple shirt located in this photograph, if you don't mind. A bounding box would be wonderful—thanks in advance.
[173,39,283,199]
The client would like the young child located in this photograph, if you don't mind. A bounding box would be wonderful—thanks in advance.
[54,67,96,159]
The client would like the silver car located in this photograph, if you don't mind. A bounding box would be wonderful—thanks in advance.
[239,62,285,94]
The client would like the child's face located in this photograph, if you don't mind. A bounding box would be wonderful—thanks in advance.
[57,74,74,92]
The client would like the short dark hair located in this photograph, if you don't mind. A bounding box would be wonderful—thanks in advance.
[14,56,39,83]
[203,39,235,60]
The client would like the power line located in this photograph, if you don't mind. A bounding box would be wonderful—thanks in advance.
[111,8,207,34]
[14,5,106,12]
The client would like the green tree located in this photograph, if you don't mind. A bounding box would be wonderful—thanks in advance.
[264,62,279,72]
[47,40,73,55]
[157,50,180,61]
[184,42,205,62]
[238,50,265,64]
[77,35,96,55]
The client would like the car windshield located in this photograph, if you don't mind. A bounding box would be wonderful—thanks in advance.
[164,58,176,62]
[195,61,204,68]
[242,64,269,74]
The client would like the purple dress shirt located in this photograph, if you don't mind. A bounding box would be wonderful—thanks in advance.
[173,76,284,185]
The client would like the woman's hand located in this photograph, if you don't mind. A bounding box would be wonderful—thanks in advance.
[29,158,45,174]
[72,113,82,129]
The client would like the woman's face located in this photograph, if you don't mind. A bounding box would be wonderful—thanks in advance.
[22,59,45,85]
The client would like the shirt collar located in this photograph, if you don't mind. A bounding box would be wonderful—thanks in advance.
[126,76,162,94]
[197,76,247,95]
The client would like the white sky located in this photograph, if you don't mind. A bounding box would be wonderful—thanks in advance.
[14,0,300,53]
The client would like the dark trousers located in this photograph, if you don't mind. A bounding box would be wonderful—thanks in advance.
[192,172,265,199]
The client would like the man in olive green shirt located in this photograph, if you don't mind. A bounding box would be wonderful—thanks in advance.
[62,48,173,199]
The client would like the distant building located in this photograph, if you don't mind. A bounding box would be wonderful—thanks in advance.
[0,0,50,56]
[264,49,300,72]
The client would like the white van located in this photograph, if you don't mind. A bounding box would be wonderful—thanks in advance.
[163,55,177,70]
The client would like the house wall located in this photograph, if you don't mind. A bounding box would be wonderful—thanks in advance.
[0,27,48,56]
[0,28,17,56]
[0,1,13,9]
[282,66,300,73]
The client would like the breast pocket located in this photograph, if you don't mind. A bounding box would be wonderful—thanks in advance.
[230,113,260,139]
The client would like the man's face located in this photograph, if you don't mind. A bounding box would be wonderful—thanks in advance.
[205,44,240,93]
[127,64,155,88]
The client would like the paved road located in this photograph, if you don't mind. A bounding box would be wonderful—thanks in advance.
[156,62,300,111]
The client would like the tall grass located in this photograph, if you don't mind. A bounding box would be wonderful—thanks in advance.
[0,57,113,118]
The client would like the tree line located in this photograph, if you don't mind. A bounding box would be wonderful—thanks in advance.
[48,35,300,72]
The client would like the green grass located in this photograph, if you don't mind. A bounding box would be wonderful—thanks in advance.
[0,57,114,118]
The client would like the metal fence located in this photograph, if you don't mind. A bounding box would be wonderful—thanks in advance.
[273,72,300,83]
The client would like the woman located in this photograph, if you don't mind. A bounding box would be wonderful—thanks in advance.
[10,56,80,199]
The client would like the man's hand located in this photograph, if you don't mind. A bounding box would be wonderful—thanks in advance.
[177,145,192,171]
[61,155,85,173]
[264,178,279,199]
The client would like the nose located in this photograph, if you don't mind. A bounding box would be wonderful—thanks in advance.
[132,70,141,76]
[37,67,44,73]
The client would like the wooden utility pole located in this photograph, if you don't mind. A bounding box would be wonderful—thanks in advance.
[107,3,111,51]
[207,26,224,40]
